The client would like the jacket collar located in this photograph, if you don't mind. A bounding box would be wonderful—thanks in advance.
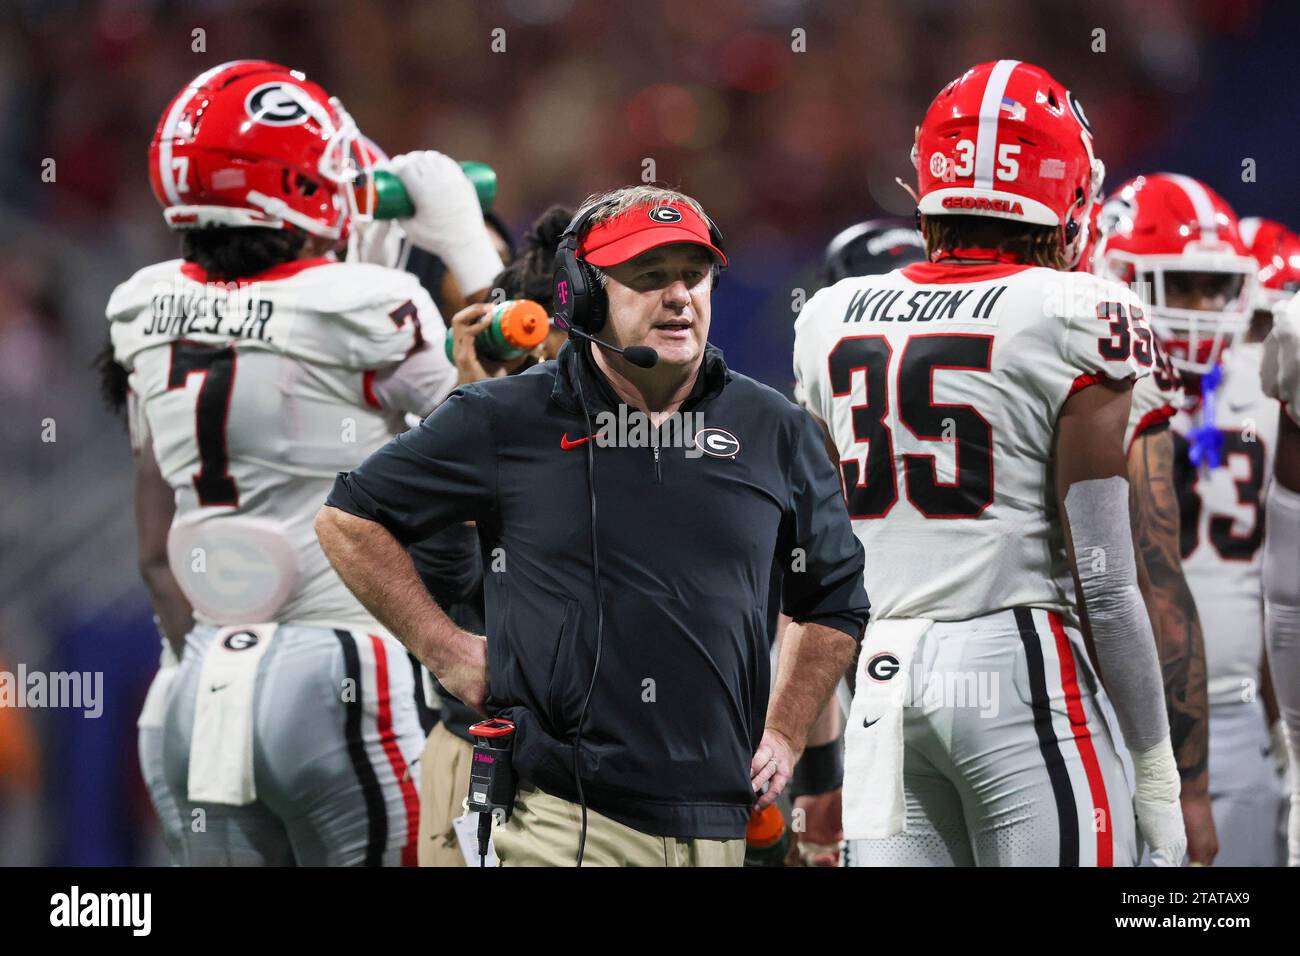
[548,338,732,414]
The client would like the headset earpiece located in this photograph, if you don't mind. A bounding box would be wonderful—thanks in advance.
[554,202,613,335]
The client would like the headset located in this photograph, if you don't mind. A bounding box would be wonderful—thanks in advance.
[553,197,725,865]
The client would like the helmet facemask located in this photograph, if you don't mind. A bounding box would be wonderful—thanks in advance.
[1103,249,1256,373]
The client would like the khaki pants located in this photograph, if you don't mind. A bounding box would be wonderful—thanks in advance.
[417,722,475,867]
[493,782,745,867]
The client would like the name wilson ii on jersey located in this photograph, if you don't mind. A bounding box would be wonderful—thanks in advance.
[839,284,1008,324]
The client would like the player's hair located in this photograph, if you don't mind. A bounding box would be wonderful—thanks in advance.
[484,210,518,262]
[923,215,1065,270]
[94,340,129,418]
[490,204,573,309]
[578,184,709,230]
[181,226,308,281]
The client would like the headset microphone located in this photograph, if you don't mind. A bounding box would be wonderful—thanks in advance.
[564,324,659,369]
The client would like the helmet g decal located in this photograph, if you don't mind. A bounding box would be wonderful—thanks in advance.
[1066,90,1092,133]
[245,83,311,126]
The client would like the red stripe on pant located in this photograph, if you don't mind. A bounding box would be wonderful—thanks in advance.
[1048,612,1113,867]
[369,634,421,867]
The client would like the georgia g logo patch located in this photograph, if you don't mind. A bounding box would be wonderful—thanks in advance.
[693,427,740,458]
[245,83,311,126]
[222,630,261,651]
[648,205,683,224]
[1066,89,1092,133]
[865,652,900,682]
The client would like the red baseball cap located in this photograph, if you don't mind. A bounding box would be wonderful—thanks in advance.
[579,202,727,268]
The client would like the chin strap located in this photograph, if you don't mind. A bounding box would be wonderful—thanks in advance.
[1187,362,1225,470]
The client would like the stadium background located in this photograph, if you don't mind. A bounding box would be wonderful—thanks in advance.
[0,0,1295,864]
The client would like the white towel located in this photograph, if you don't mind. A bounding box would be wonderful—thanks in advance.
[842,618,933,840]
[187,623,277,805]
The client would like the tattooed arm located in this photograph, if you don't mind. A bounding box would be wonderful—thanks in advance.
[1127,426,1216,864]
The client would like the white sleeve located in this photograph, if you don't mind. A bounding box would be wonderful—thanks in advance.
[1261,298,1300,425]
[369,342,458,418]
[1060,276,1151,387]
[792,287,836,422]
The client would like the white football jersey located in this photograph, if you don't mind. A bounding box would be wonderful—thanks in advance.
[1172,343,1277,706]
[107,257,454,628]
[1261,294,1300,426]
[795,261,1151,623]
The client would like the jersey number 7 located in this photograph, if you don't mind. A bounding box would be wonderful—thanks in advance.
[828,333,994,520]
[167,340,238,507]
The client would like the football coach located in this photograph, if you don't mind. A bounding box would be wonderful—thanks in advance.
[315,185,869,867]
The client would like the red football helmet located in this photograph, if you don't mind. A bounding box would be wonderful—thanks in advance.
[1094,173,1257,373]
[1239,217,1300,312]
[912,59,1104,268]
[148,60,374,239]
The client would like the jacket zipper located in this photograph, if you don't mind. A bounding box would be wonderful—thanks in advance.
[653,444,662,484]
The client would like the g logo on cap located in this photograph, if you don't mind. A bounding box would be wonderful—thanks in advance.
[648,205,683,224]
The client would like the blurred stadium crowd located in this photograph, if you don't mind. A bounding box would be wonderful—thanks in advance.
[0,0,1294,864]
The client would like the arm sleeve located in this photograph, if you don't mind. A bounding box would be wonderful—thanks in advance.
[325,385,496,546]
[1261,299,1300,426]
[1064,476,1169,751]
[778,407,871,641]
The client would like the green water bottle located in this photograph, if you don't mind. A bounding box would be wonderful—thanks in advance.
[371,161,497,219]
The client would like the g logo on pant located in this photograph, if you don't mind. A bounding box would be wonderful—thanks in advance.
[222,630,260,651]
[866,652,900,682]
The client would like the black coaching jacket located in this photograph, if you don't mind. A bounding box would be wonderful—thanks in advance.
[326,341,869,839]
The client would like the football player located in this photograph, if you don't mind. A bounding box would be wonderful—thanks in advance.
[1256,225,1300,866]
[796,60,1183,866]
[1096,174,1282,866]
[107,61,501,865]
